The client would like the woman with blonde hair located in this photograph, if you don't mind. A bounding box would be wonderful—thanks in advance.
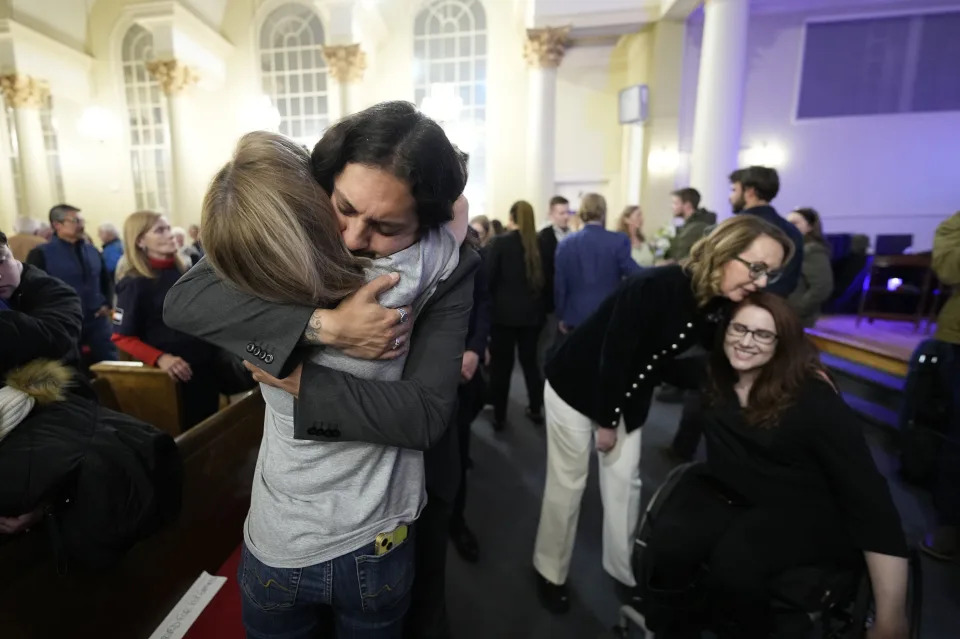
[112,211,222,428]
[617,205,655,267]
[533,214,795,614]
[486,200,546,430]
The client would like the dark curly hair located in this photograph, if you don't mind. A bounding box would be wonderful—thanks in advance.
[311,101,468,230]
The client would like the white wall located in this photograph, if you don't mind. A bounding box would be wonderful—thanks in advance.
[680,3,960,251]
[555,43,624,224]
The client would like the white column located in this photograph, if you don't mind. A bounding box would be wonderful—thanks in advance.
[147,60,198,224]
[621,123,644,206]
[689,0,750,215]
[323,44,367,121]
[524,26,570,211]
[0,75,54,218]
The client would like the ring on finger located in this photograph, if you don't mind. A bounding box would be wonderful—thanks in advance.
[393,336,402,350]
[397,308,409,325]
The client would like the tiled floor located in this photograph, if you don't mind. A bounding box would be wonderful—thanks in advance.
[444,369,960,638]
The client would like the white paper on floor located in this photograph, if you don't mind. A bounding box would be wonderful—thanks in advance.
[148,571,227,639]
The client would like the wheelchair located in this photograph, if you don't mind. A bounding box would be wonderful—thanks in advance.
[614,462,923,639]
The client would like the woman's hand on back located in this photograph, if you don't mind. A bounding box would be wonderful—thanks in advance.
[303,273,413,360]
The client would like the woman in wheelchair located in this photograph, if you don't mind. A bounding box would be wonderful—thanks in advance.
[643,293,909,639]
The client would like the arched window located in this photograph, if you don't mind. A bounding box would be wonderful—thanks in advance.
[259,3,330,145]
[414,0,487,212]
[121,24,172,211]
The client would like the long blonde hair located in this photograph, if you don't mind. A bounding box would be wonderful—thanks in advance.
[509,200,543,293]
[684,215,795,306]
[117,211,185,280]
[202,131,366,306]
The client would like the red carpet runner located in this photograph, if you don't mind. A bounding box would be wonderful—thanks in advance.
[183,545,246,638]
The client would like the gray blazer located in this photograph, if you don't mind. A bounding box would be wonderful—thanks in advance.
[163,247,479,502]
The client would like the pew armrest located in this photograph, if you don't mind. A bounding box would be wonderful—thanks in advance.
[89,361,183,436]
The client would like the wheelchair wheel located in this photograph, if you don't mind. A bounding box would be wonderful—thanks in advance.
[822,546,924,639]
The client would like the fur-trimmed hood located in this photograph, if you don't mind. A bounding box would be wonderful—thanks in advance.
[0,359,71,442]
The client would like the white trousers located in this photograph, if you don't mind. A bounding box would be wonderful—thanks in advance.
[533,381,642,587]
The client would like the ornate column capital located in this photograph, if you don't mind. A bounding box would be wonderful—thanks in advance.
[146,59,200,96]
[323,44,367,84]
[0,74,50,109]
[523,26,572,69]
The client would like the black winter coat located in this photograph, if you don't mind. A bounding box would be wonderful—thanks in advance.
[0,394,182,569]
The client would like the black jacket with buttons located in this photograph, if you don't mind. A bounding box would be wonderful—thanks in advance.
[545,265,727,432]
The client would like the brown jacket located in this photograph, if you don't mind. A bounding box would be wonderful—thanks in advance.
[8,234,45,261]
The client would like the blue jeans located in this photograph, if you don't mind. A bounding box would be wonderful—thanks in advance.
[238,530,415,639]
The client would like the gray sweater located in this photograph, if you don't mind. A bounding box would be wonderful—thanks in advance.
[246,226,460,568]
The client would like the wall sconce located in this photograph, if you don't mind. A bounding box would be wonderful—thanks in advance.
[740,142,787,168]
[77,106,122,142]
[236,95,281,133]
[647,147,680,176]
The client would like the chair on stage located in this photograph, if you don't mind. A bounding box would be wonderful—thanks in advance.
[856,254,935,332]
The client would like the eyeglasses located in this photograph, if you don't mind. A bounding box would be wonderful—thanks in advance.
[727,322,778,345]
[61,217,82,226]
[734,256,782,285]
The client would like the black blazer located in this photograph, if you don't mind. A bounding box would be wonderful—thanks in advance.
[545,265,726,433]
[487,230,546,327]
[538,227,559,314]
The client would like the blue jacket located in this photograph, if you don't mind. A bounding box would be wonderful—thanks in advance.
[26,236,113,318]
[739,205,804,298]
[101,239,124,277]
[554,224,641,328]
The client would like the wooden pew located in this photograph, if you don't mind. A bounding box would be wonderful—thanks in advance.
[89,361,183,436]
[0,389,265,639]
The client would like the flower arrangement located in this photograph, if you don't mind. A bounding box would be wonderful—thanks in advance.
[652,223,676,259]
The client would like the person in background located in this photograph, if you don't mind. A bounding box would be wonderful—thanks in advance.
[534,215,793,614]
[26,204,117,365]
[188,223,204,258]
[0,229,82,370]
[921,210,960,561]
[487,200,546,430]
[664,188,715,263]
[98,222,124,279]
[171,226,200,267]
[36,222,53,241]
[786,207,834,328]
[729,167,803,297]
[537,195,572,372]
[490,218,505,238]
[470,214,491,247]
[8,217,46,261]
[449,225,492,564]
[554,193,640,338]
[644,293,908,639]
[617,205,655,267]
[112,211,221,429]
